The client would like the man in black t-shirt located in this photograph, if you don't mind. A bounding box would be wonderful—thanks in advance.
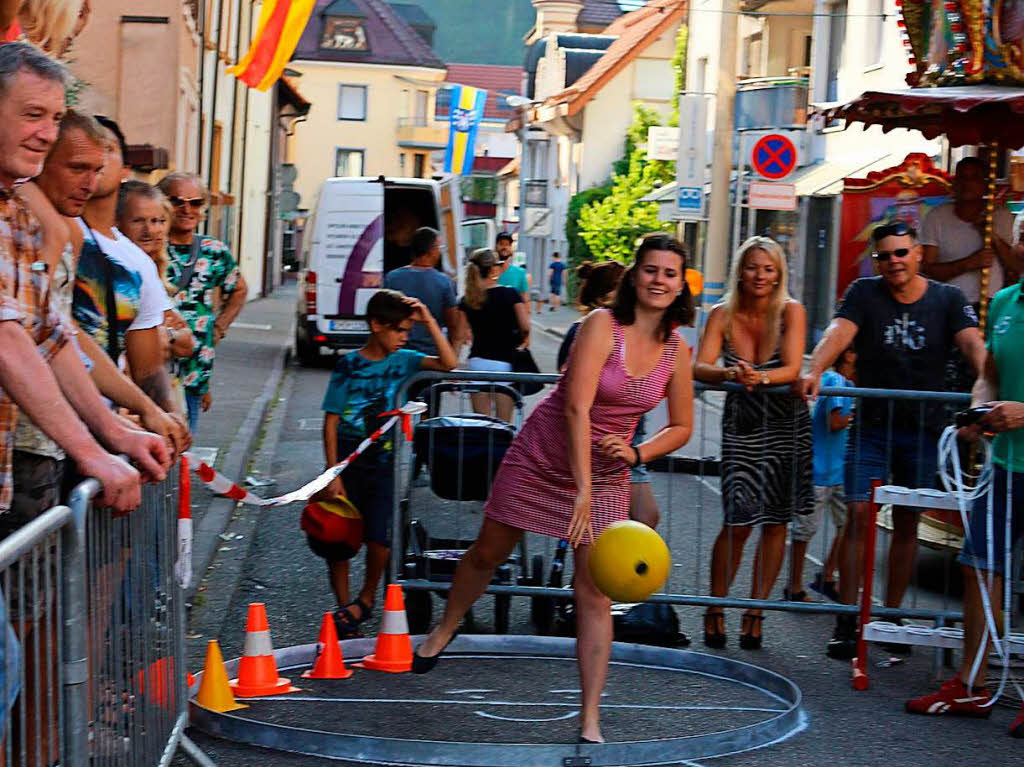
[798,221,986,659]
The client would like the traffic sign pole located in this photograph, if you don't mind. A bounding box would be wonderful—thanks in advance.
[732,131,747,256]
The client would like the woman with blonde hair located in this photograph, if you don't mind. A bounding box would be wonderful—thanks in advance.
[693,236,812,650]
[456,248,531,421]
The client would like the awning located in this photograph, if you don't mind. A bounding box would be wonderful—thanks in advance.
[789,154,895,197]
[812,86,1024,149]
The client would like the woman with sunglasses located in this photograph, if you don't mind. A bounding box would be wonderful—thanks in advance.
[694,236,812,651]
[157,172,248,432]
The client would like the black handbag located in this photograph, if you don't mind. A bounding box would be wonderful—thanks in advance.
[511,348,544,396]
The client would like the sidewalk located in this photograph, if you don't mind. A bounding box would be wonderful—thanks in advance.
[530,303,580,340]
[185,283,295,600]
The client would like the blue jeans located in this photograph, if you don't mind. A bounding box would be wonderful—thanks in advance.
[185,391,202,434]
[843,425,939,503]
[0,590,21,734]
[958,466,1023,575]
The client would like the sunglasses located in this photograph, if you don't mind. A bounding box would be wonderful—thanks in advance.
[871,220,916,242]
[168,196,204,209]
[872,248,912,261]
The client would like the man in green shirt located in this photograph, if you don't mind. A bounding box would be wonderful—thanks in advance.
[907,279,1024,737]
[495,232,529,307]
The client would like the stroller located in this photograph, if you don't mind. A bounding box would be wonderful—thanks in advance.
[401,382,540,634]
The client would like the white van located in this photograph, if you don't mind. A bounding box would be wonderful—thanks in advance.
[295,175,465,365]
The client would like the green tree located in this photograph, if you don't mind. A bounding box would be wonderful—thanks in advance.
[567,22,688,266]
[577,105,677,261]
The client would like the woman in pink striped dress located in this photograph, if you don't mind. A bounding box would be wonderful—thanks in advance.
[414,233,695,744]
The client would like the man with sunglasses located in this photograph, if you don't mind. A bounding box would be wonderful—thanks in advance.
[799,221,986,660]
[158,172,247,432]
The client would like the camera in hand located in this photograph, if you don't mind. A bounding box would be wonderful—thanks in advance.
[955,406,993,429]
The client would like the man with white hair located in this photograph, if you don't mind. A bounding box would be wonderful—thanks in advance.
[0,42,167,517]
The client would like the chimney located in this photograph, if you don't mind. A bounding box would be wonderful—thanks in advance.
[530,0,584,40]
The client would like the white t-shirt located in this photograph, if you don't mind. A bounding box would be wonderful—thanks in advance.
[76,218,168,331]
[919,202,1014,303]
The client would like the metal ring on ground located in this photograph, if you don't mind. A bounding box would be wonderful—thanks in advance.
[189,635,806,766]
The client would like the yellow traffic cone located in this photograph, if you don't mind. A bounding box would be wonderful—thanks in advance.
[195,640,247,712]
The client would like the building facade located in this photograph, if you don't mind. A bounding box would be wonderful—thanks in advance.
[68,0,308,298]
[287,0,448,209]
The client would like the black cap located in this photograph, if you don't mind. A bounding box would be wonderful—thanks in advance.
[495,232,514,244]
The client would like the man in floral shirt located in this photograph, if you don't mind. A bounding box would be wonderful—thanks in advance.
[158,172,248,431]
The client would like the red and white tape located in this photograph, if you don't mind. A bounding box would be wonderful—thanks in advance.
[182,401,426,508]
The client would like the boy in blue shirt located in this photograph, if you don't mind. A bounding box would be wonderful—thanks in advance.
[316,289,456,637]
[786,347,856,602]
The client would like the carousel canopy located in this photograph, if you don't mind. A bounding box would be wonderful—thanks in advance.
[814,86,1024,149]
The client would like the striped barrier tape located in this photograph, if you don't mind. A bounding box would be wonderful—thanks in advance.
[182,401,426,508]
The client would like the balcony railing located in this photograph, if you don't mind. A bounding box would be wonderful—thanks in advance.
[734,77,809,131]
[396,117,446,148]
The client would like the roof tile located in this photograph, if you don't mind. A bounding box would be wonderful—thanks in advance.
[439,63,524,120]
[544,0,685,113]
[294,0,445,69]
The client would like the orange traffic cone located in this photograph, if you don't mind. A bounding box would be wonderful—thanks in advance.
[303,612,353,679]
[357,585,413,673]
[229,603,300,697]
[195,640,246,712]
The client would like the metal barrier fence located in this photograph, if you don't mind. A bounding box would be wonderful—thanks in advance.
[390,370,1022,642]
[0,464,197,767]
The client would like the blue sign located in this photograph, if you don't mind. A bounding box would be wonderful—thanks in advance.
[677,186,703,212]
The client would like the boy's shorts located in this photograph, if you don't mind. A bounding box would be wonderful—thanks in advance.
[307,451,394,563]
[958,466,1023,576]
[529,289,541,302]
[844,425,939,503]
[791,485,845,543]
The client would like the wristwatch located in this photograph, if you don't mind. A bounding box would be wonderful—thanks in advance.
[725,367,737,381]
[759,371,770,386]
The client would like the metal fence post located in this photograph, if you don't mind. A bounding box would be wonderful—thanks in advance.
[60,479,97,767]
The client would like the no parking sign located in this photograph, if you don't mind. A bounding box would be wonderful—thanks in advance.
[751,134,797,180]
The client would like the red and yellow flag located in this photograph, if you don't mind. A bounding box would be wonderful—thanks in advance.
[228,0,316,91]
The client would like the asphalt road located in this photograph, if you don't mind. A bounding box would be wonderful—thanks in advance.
[178,318,1024,766]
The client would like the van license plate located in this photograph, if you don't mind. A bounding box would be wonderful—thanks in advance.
[328,320,364,332]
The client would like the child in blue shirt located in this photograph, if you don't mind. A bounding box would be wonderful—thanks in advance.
[316,289,456,637]
[786,347,856,602]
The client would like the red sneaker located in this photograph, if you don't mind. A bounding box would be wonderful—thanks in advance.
[1010,704,1024,738]
[905,677,992,718]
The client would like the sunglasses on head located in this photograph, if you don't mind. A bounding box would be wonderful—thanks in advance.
[872,247,912,261]
[169,196,204,209]
[871,220,916,242]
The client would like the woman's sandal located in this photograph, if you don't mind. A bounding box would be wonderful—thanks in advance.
[333,598,373,639]
[739,613,764,650]
[703,610,726,649]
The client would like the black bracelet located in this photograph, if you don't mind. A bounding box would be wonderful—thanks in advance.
[632,446,643,467]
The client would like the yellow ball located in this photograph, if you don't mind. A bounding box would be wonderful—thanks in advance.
[588,521,671,603]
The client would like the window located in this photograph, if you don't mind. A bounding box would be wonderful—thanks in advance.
[826,1,847,102]
[865,0,885,68]
[414,90,429,125]
[743,33,763,78]
[413,153,426,178]
[695,57,708,93]
[335,148,364,177]
[337,84,367,121]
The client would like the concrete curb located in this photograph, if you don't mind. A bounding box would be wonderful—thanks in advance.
[186,344,289,603]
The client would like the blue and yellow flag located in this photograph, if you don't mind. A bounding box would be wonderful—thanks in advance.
[444,85,487,175]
